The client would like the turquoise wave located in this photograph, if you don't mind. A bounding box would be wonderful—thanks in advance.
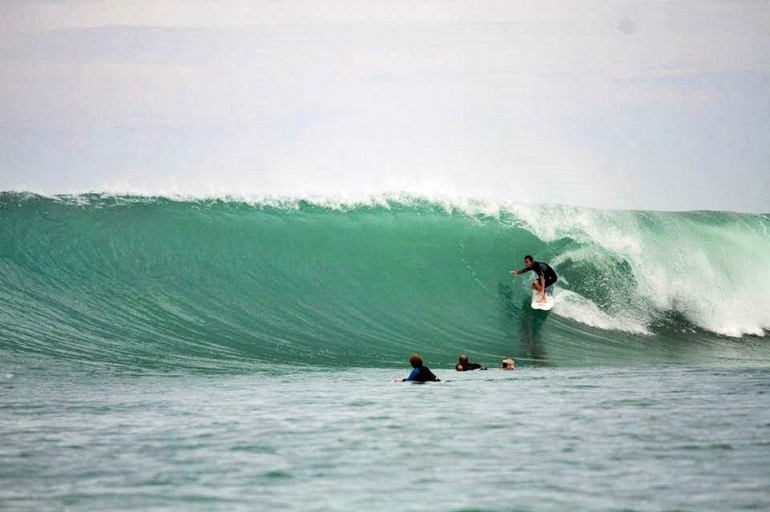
[1,192,769,371]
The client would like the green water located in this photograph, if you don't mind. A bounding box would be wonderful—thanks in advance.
[2,193,770,510]
[2,365,769,511]
[1,193,769,370]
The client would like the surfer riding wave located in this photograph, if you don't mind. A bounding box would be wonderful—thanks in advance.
[510,255,558,303]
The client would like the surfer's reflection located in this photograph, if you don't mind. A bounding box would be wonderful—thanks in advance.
[519,301,550,365]
[498,282,550,366]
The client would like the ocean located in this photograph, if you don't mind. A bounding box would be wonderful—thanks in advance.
[2,192,769,511]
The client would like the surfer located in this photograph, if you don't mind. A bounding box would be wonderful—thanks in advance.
[501,358,516,370]
[394,354,441,382]
[510,255,558,303]
[456,354,487,371]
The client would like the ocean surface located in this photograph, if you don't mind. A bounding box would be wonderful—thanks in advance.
[2,192,770,511]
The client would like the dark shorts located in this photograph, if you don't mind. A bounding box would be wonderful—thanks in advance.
[545,276,557,294]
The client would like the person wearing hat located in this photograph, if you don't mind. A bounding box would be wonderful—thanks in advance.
[501,358,516,370]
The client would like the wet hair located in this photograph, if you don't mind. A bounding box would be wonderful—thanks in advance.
[409,354,423,368]
[524,255,534,262]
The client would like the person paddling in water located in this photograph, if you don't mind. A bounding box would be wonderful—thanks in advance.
[455,354,487,371]
[510,255,558,303]
[394,354,441,383]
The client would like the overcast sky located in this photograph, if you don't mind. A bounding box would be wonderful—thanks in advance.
[1,1,768,212]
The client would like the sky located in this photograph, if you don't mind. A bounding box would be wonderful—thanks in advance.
[1,0,768,212]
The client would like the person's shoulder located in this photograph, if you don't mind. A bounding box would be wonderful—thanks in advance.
[421,366,441,381]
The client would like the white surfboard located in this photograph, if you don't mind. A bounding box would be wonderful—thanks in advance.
[531,290,554,311]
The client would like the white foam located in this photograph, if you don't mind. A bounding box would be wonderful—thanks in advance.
[552,290,650,335]
[517,207,770,338]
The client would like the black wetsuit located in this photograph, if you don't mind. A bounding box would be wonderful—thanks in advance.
[407,366,441,382]
[523,261,558,288]
[456,361,485,371]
